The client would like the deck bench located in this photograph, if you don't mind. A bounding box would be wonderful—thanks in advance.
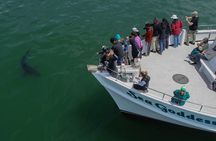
[199,56,216,90]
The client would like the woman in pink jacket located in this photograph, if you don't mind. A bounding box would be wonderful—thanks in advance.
[132,27,143,58]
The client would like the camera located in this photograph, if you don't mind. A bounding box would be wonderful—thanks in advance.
[97,45,109,55]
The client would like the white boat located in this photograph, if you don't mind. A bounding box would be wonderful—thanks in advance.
[87,28,216,133]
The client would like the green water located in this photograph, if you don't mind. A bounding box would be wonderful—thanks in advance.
[0,0,216,140]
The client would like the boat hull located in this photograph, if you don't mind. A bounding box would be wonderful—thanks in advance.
[92,72,216,133]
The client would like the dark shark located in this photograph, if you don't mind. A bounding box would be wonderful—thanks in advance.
[20,49,40,76]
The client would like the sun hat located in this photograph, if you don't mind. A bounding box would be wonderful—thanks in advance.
[132,27,139,32]
[171,14,178,19]
[115,34,121,40]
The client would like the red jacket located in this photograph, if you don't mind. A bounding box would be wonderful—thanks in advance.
[171,20,183,35]
[145,27,153,43]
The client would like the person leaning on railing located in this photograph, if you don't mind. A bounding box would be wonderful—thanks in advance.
[189,37,209,61]
[190,45,216,64]
[171,86,190,106]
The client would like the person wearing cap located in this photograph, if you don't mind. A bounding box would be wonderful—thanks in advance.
[171,86,190,106]
[171,14,183,48]
[115,34,121,41]
[132,27,143,58]
[110,37,124,66]
[115,34,130,65]
[133,71,150,92]
[185,11,199,45]
[129,33,139,64]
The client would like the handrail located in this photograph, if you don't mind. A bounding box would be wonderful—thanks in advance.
[183,24,216,30]
[147,86,216,115]
[100,66,216,116]
[147,87,202,109]
[199,24,216,30]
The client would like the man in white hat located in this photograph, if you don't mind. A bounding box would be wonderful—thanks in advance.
[170,14,183,47]
[185,11,199,45]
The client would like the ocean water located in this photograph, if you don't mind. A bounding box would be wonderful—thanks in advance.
[0,0,216,140]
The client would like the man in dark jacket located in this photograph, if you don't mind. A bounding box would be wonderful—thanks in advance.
[158,18,171,54]
[110,37,124,65]
[151,18,160,52]
[129,34,139,63]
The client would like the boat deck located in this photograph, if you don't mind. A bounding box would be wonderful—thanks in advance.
[138,43,216,114]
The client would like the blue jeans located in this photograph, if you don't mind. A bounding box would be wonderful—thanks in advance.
[117,57,123,65]
[159,39,166,54]
[173,35,180,48]
[194,53,207,63]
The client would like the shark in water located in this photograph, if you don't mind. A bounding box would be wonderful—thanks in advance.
[20,49,40,76]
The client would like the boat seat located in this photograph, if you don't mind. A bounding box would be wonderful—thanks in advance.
[199,56,216,89]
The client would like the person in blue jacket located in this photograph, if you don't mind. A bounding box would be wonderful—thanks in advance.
[171,86,190,106]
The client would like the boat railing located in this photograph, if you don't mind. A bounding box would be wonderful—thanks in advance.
[192,24,216,41]
[183,24,216,30]
[147,86,216,116]
[147,87,204,111]
[104,67,216,116]
[198,24,216,30]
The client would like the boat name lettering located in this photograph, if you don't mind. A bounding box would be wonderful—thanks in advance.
[126,90,216,126]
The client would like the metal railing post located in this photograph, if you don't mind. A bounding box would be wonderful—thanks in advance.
[199,105,203,112]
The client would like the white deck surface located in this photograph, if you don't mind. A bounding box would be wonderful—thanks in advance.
[139,43,216,112]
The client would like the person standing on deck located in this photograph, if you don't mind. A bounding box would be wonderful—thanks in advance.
[143,22,153,56]
[171,14,183,48]
[151,18,160,53]
[132,27,143,59]
[105,49,118,77]
[185,11,199,45]
[158,18,170,54]
[129,33,139,65]
[115,34,130,65]
[162,18,171,49]
[110,37,124,65]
